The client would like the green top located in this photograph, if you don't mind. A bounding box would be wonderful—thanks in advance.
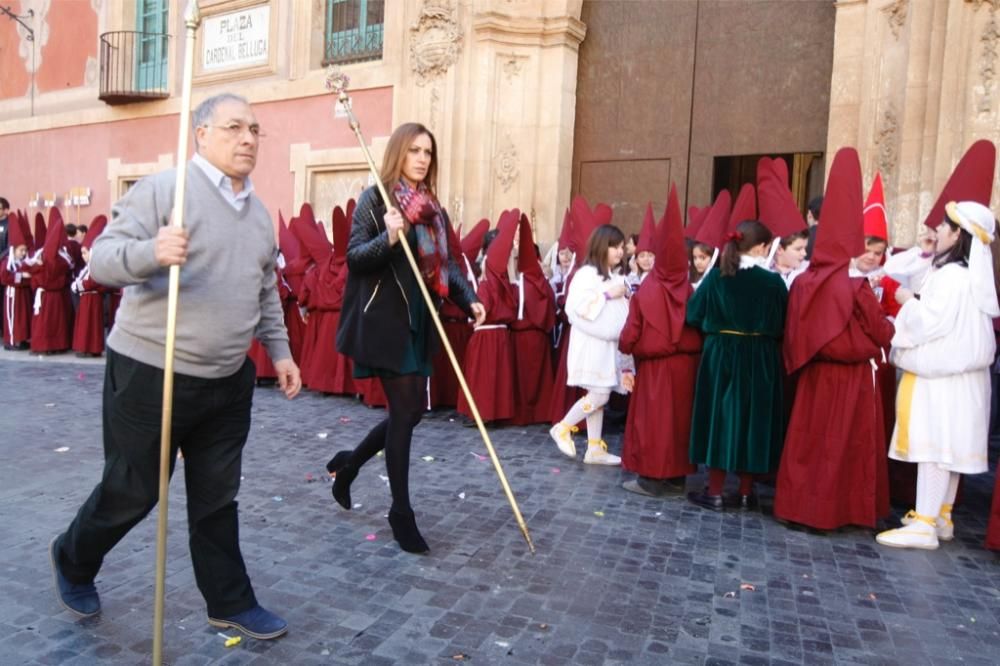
[686,266,788,473]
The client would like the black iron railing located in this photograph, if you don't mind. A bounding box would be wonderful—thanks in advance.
[324,0,384,65]
[99,31,171,105]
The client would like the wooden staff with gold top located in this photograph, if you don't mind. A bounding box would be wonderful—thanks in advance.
[325,69,535,554]
[153,2,201,664]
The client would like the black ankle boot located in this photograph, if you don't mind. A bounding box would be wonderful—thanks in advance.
[326,451,358,510]
[388,509,429,554]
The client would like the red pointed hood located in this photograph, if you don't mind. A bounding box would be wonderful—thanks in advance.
[446,219,464,269]
[290,203,331,263]
[783,147,865,374]
[727,183,757,233]
[278,210,302,262]
[43,207,68,262]
[863,172,889,240]
[570,196,607,255]
[82,215,108,250]
[34,212,46,248]
[694,189,732,250]
[517,212,556,331]
[331,204,350,260]
[8,211,28,249]
[517,213,542,277]
[636,203,656,254]
[461,218,490,265]
[684,205,710,240]
[757,157,806,238]
[345,198,356,229]
[486,209,519,274]
[923,140,996,229]
[557,208,574,251]
[638,183,692,345]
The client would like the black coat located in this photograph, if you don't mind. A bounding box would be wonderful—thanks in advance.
[335,186,478,371]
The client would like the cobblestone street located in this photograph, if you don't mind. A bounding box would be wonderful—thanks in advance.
[1,355,999,665]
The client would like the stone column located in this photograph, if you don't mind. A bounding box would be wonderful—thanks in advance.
[827,0,1000,245]
[394,0,585,243]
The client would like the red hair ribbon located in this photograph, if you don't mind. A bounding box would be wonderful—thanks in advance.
[724,231,744,243]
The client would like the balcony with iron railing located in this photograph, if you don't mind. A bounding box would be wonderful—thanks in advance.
[99,31,171,105]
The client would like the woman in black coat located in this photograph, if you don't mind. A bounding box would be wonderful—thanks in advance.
[331,122,485,553]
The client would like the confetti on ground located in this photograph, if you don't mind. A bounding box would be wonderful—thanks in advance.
[77,373,86,380]
[338,416,351,424]
[724,591,736,598]
[740,583,756,592]
[44,403,55,408]
[469,451,487,461]
[376,451,384,457]
[317,432,328,439]
[54,447,70,453]
[272,496,283,502]
[655,512,662,517]
[452,655,469,662]
[420,455,435,462]
[365,534,377,541]
[305,473,315,482]
[538,623,549,630]
[216,633,241,648]
[593,511,604,517]
[458,492,466,500]
[495,641,510,648]
[551,468,560,474]
[353,503,362,509]
[378,474,389,485]
[868,593,877,601]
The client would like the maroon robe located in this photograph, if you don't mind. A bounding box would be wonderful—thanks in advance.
[775,282,894,529]
[28,257,73,353]
[1,260,32,347]
[987,467,1000,551]
[429,302,473,408]
[457,210,518,422]
[510,213,556,425]
[282,256,310,365]
[247,338,276,378]
[299,257,355,394]
[71,270,106,355]
[548,285,583,424]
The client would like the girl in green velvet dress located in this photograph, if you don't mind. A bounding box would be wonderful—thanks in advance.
[685,220,788,511]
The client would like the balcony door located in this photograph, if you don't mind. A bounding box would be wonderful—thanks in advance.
[136,0,168,91]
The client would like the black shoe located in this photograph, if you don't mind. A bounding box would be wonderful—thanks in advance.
[622,476,682,497]
[326,451,357,510]
[50,537,100,618]
[687,490,724,512]
[388,508,430,554]
[728,493,759,511]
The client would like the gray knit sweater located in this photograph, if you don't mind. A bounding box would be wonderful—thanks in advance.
[92,162,291,378]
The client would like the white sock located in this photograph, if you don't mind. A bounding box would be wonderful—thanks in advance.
[942,473,960,513]
[915,463,951,519]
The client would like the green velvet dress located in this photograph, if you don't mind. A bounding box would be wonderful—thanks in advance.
[685,265,788,473]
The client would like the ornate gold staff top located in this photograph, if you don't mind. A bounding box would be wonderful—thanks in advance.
[153,2,201,665]
[326,69,535,554]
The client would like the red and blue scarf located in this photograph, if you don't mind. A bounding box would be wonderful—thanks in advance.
[393,180,450,298]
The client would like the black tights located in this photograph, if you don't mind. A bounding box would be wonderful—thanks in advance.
[349,374,425,513]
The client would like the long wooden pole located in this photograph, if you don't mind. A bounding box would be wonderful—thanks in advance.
[152,3,201,664]
[326,71,534,554]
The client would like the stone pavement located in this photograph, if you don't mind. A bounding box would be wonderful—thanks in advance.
[1,355,999,665]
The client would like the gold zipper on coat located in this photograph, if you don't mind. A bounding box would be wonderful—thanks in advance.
[369,208,412,326]
[363,279,381,312]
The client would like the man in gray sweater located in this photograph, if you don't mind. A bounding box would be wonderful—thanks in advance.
[50,93,301,640]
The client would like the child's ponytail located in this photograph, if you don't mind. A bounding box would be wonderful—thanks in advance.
[718,220,773,277]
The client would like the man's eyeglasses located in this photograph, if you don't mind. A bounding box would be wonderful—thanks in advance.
[204,122,265,139]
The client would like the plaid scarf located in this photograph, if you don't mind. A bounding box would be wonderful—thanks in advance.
[393,180,450,298]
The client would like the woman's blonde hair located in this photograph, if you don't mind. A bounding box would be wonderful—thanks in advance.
[379,122,438,200]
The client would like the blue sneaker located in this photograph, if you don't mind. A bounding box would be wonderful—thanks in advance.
[49,537,100,618]
[208,605,288,640]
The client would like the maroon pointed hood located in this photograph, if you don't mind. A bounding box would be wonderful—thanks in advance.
[727,183,757,233]
[34,212,46,248]
[486,209,519,274]
[290,203,332,263]
[636,203,656,254]
[277,210,302,262]
[331,204,350,260]
[685,205,710,240]
[783,147,865,374]
[757,157,806,238]
[570,196,605,258]
[923,139,996,229]
[461,218,490,265]
[8,211,28,249]
[694,189,732,250]
[517,212,556,331]
[82,215,108,250]
[637,183,692,345]
[557,208,574,252]
[43,207,68,262]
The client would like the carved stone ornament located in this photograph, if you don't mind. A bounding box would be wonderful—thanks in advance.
[410,0,463,86]
[965,0,1000,11]
[881,0,908,40]
[495,134,519,193]
[874,106,899,177]
[500,53,526,83]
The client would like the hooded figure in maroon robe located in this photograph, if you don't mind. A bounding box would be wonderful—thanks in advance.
[277,210,309,365]
[292,203,357,394]
[28,208,74,353]
[1,212,34,349]
[70,215,109,355]
[428,219,487,408]
[548,196,608,424]
[619,184,700,495]
[457,209,519,422]
[774,148,895,530]
[510,212,556,425]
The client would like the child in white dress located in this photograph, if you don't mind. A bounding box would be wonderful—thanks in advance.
[550,225,635,465]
